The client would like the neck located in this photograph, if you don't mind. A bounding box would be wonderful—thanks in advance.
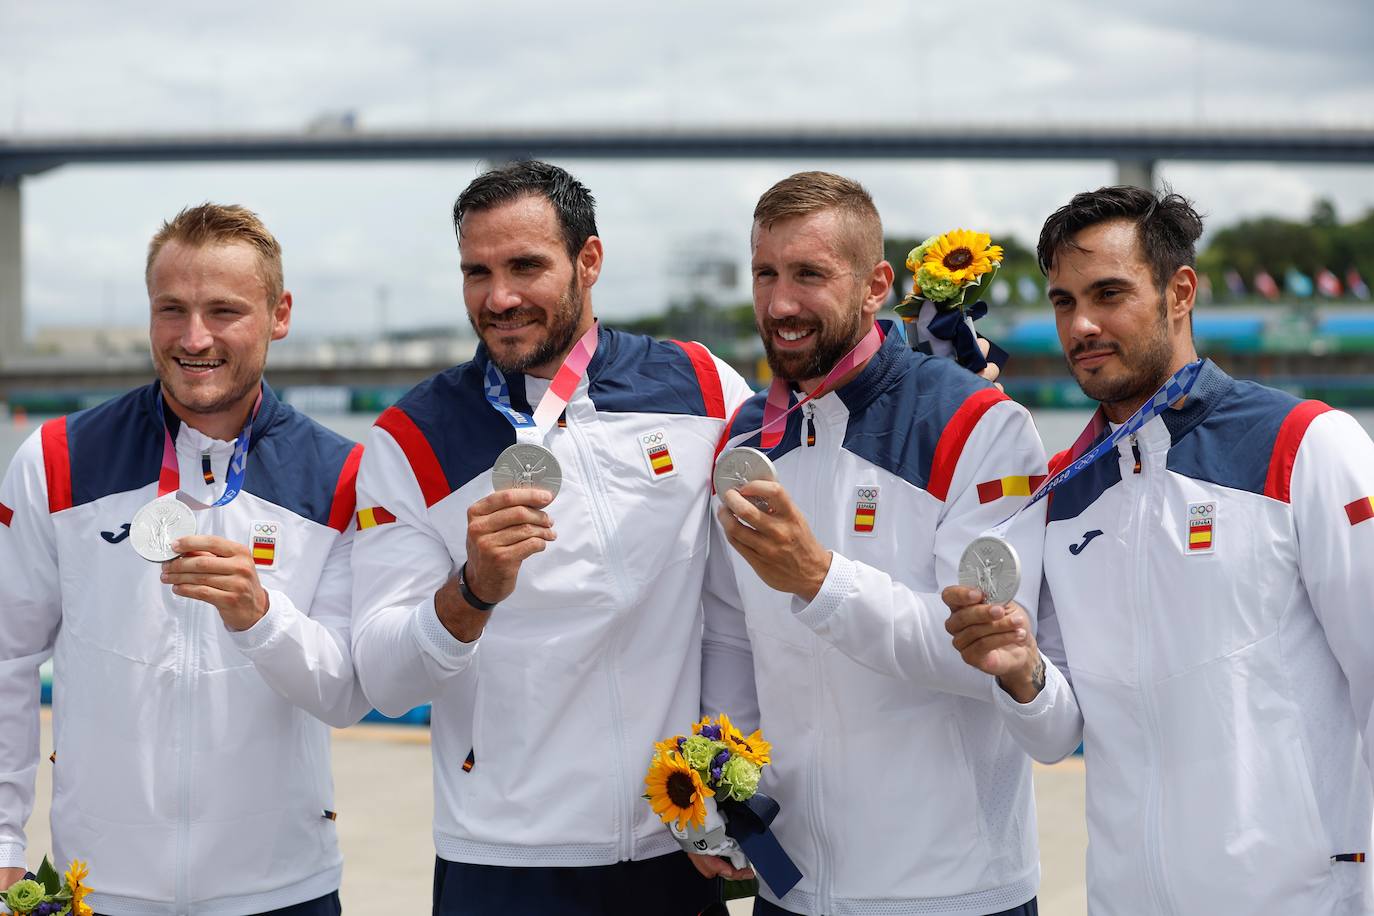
[1100,347,1199,425]
[798,353,874,396]
[162,383,259,441]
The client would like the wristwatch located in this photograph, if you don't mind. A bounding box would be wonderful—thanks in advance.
[458,562,498,612]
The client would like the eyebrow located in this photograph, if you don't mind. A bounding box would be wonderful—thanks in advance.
[1048,276,1137,299]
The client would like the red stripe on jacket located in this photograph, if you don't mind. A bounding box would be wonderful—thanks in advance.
[927,388,1009,502]
[41,418,73,513]
[375,408,451,508]
[1264,400,1332,503]
[670,340,726,419]
[327,443,365,532]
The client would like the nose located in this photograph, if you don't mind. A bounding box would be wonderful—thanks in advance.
[486,276,522,315]
[180,310,213,353]
[765,280,803,321]
[1066,306,1102,345]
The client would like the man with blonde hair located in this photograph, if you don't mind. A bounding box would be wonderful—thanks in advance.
[703,171,1048,914]
[0,203,370,913]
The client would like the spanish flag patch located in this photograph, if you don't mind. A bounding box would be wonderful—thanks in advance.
[853,486,879,536]
[976,475,1047,504]
[1345,497,1374,527]
[357,506,398,530]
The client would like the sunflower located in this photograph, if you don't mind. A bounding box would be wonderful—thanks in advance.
[654,734,685,758]
[920,229,1003,286]
[66,858,92,916]
[718,713,772,767]
[645,751,714,830]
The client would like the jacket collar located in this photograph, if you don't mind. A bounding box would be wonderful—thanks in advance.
[148,379,281,451]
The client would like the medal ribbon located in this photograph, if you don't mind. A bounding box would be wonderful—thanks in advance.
[482,323,600,444]
[754,324,884,450]
[157,386,263,510]
[988,359,1205,537]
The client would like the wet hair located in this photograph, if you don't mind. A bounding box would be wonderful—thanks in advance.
[453,160,598,261]
[753,171,884,271]
[1037,185,1204,292]
[146,203,283,304]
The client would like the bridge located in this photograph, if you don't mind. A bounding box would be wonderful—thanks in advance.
[3,123,1373,371]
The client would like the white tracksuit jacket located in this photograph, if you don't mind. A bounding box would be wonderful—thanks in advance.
[350,328,752,867]
[997,361,1374,915]
[0,383,371,915]
[704,325,1058,915]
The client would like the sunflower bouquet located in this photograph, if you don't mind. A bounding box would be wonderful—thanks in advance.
[894,228,1005,372]
[3,857,92,916]
[644,715,800,898]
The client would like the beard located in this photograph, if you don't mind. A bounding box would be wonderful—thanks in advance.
[153,345,267,419]
[1067,294,1175,408]
[759,306,864,383]
[473,280,585,375]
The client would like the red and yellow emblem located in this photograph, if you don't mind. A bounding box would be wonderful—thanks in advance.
[0,500,12,528]
[356,506,398,529]
[976,474,1046,504]
[853,486,879,535]
[1345,496,1374,527]
[251,520,281,569]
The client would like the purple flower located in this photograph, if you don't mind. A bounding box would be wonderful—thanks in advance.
[710,766,723,781]
[714,750,730,765]
[701,725,721,740]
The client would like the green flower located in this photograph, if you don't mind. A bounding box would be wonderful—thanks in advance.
[681,735,725,773]
[5,878,46,913]
[904,235,940,273]
[915,266,962,303]
[718,756,761,801]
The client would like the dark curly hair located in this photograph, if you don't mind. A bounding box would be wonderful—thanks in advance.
[1037,186,1204,292]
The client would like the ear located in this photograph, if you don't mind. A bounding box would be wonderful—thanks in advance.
[1167,266,1197,326]
[271,290,292,342]
[862,260,896,317]
[576,236,604,289]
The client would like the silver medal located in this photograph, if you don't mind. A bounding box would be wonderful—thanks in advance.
[130,498,198,563]
[713,446,777,511]
[958,535,1022,606]
[491,443,563,501]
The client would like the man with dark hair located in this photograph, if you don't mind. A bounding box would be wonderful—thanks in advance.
[703,171,1049,914]
[946,185,1374,914]
[0,203,370,913]
[350,160,753,915]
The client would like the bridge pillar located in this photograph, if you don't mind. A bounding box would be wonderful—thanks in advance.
[1115,158,1157,190]
[0,179,20,367]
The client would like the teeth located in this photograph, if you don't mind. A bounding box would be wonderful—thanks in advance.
[779,328,811,341]
[178,359,223,368]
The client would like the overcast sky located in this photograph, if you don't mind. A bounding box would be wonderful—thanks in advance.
[3,0,1373,340]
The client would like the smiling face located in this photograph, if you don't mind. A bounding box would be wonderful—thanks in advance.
[1047,219,1197,422]
[148,239,289,436]
[750,208,891,389]
[458,194,600,378]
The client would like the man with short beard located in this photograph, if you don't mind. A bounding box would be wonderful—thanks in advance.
[0,204,370,913]
[701,171,1049,915]
[945,186,1374,915]
[349,160,752,915]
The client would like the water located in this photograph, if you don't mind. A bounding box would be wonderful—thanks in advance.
[4,408,1374,481]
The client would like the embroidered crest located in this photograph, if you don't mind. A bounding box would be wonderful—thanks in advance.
[251,520,281,569]
[638,429,678,481]
[853,486,879,536]
[1186,501,1215,554]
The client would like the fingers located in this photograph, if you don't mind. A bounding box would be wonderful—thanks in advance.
[686,853,754,881]
[163,552,249,577]
[951,618,1025,652]
[941,585,985,611]
[468,487,554,521]
[958,630,1027,666]
[170,535,244,558]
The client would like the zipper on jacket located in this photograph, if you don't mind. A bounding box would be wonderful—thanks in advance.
[175,558,200,914]
[1130,444,1177,916]
[1130,435,1142,474]
[563,412,637,861]
[804,404,816,447]
[796,413,835,910]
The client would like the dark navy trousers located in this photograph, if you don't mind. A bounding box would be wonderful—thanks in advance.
[752,894,1038,916]
[97,889,341,916]
[432,854,718,915]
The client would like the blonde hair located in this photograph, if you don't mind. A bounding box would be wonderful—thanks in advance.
[146,203,284,304]
[752,171,884,270]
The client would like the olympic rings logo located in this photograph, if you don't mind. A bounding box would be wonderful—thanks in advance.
[254,523,278,533]
[642,432,664,445]
[856,487,879,500]
[1189,504,1214,517]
